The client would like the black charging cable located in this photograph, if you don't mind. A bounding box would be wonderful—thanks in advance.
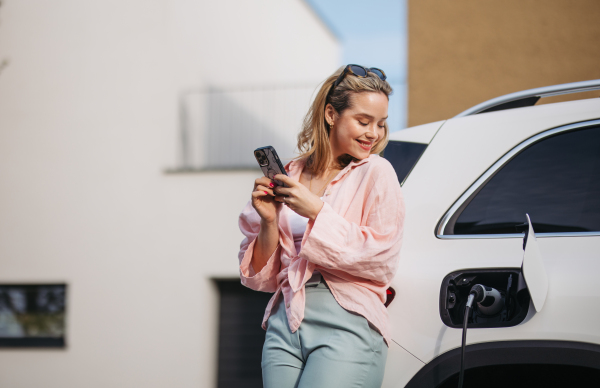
[459,283,493,388]
[457,292,475,388]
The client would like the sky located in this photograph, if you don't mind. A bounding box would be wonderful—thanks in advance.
[305,0,407,129]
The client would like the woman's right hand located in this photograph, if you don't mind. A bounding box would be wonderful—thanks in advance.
[251,176,278,223]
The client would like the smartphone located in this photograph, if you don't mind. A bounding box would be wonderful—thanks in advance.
[254,146,289,187]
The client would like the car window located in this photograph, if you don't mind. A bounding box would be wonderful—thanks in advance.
[383,141,428,185]
[452,125,600,235]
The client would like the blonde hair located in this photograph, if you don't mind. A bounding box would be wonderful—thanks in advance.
[297,66,393,174]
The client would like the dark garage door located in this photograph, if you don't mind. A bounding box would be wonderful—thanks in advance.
[216,279,274,388]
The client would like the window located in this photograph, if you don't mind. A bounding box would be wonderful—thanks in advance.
[0,284,67,347]
[215,279,273,388]
[449,125,600,235]
[383,140,428,184]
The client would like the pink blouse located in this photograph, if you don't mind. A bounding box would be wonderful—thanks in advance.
[238,154,405,345]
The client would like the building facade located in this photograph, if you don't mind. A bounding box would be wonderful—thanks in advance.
[408,0,600,126]
[0,1,339,387]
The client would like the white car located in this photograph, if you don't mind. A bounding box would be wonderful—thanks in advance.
[381,80,600,387]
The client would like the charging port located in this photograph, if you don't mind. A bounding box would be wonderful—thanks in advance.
[440,269,531,328]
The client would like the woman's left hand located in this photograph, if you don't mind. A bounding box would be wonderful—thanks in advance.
[273,174,324,221]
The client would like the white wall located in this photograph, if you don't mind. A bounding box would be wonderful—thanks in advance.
[0,0,339,386]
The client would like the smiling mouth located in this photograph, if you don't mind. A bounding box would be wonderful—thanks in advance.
[356,139,373,150]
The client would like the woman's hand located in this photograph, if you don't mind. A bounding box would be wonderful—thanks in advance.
[251,176,279,224]
[250,176,280,273]
[273,174,324,221]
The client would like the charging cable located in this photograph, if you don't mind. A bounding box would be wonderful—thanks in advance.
[457,292,475,388]
[458,284,501,388]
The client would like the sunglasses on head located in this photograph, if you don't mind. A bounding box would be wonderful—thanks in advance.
[330,64,387,92]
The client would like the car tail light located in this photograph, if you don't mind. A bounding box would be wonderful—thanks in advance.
[385,287,396,307]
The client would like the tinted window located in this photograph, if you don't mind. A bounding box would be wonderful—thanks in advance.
[453,126,600,234]
[384,141,428,184]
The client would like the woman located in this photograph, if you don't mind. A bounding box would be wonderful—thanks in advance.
[238,65,404,388]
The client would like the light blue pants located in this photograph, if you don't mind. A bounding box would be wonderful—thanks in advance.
[262,279,388,388]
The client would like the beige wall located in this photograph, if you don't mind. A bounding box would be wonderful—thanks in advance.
[408,0,600,126]
[0,0,339,387]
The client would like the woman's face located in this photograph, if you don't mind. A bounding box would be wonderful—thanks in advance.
[326,91,388,162]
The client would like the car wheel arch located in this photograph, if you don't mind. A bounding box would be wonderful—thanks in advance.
[404,340,600,388]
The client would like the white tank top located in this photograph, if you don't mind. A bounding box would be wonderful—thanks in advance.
[288,206,322,284]
[288,198,324,254]
[289,209,309,254]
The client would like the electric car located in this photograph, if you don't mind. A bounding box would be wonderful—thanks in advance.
[381,80,600,387]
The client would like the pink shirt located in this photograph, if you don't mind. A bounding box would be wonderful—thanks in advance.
[238,154,405,345]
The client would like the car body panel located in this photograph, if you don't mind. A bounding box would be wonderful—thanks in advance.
[388,120,446,144]
[386,98,600,382]
[382,341,425,388]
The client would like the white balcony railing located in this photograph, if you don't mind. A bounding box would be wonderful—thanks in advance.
[175,84,319,170]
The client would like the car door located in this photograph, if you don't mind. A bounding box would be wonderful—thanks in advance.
[386,107,600,367]
[435,119,600,344]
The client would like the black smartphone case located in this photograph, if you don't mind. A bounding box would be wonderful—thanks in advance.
[254,146,289,187]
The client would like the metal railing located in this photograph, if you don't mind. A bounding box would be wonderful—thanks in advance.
[174,84,320,171]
